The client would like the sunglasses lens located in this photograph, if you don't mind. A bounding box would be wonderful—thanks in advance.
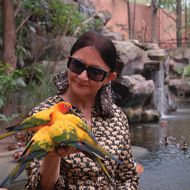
[67,57,108,82]
[67,57,85,74]
[87,67,106,82]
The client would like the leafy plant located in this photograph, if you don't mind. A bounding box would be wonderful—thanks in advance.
[19,62,56,113]
[0,113,20,125]
[182,64,190,78]
[0,63,26,109]
[173,65,183,75]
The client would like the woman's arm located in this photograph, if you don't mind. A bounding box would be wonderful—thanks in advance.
[39,152,61,190]
[40,147,77,190]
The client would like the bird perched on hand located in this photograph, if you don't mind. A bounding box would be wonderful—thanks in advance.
[0,110,122,187]
[0,101,72,140]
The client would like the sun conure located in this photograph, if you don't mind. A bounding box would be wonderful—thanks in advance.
[0,110,122,187]
[0,101,72,140]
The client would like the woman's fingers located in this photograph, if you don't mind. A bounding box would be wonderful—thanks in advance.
[56,146,78,157]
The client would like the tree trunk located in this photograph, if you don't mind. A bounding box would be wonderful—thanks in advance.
[126,0,132,39]
[151,0,158,43]
[184,0,187,46]
[2,0,17,69]
[176,0,182,47]
[132,0,136,39]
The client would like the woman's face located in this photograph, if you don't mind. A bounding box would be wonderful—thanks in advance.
[67,46,116,98]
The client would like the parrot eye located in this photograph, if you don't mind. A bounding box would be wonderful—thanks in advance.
[64,105,69,108]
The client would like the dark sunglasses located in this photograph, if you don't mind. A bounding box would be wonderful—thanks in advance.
[67,56,109,82]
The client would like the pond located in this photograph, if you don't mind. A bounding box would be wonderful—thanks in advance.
[130,101,190,190]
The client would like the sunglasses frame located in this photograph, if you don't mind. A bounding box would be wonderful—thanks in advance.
[67,56,109,82]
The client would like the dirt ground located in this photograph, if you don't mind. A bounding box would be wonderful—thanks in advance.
[0,136,17,153]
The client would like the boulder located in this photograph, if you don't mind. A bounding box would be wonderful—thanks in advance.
[122,107,142,123]
[141,109,160,123]
[113,74,155,107]
[147,49,166,61]
[168,79,190,98]
[113,40,146,76]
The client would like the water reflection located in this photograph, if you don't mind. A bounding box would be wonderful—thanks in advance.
[130,101,190,190]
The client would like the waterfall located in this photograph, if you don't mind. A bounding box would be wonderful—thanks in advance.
[154,59,167,118]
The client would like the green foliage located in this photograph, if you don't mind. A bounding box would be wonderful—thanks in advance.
[173,65,184,75]
[0,63,26,108]
[49,0,86,35]
[18,63,56,113]
[182,64,190,78]
[0,113,20,125]
[22,0,48,17]
[13,0,103,68]
[0,61,56,115]
[18,0,101,36]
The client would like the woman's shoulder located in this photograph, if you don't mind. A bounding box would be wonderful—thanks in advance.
[110,103,128,120]
[30,95,62,114]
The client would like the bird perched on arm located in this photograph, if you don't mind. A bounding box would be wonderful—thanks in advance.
[0,101,72,140]
[0,111,122,187]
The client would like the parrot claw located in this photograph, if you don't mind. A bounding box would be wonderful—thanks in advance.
[59,142,67,148]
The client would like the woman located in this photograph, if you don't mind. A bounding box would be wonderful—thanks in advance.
[26,31,139,190]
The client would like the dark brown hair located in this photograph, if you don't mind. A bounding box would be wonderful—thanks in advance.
[70,31,117,71]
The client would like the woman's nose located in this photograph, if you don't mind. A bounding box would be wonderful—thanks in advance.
[78,70,88,81]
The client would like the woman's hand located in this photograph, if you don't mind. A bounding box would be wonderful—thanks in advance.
[55,146,78,157]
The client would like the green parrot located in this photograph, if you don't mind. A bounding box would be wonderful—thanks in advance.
[0,101,72,140]
[0,111,122,187]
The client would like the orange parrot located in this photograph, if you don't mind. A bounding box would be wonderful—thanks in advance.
[0,101,72,140]
[0,111,122,187]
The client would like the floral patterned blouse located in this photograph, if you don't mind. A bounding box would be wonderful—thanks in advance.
[25,72,139,190]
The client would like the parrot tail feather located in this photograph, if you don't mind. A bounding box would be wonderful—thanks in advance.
[20,140,34,157]
[18,149,47,163]
[0,161,28,188]
[66,141,105,160]
[0,131,15,140]
[0,150,47,188]
[96,156,116,185]
[5,125,18,131]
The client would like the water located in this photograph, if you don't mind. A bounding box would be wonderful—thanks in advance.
[130,101,190,190]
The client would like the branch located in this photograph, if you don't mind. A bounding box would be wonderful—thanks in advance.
[73,14,95,36]
[16,13,32,33]
[14,0,22,17]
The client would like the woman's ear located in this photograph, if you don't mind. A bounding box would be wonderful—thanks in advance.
[104,72,117,84]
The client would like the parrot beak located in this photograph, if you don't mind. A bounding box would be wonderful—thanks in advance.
[68,108,74,114]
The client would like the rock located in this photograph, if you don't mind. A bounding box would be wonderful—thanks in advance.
[101,29,125,41]
[113,40,146,76]
[147,49,166,61]
[122,107,142,123]
[141,109,160,123]
[132,146,149,159]
[7,143,18,151]
[168,79,190,98]
[113,75,155,107]
[95,10,112,25]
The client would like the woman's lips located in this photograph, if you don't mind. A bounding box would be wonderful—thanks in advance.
[75,82,88,88]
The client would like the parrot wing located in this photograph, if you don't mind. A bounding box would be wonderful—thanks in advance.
[22,126,54,157]
[58,114,96,141]
[0,126,53,187]
[49,117,122,163]
[6,113,51,132]
[0,149,47,188]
